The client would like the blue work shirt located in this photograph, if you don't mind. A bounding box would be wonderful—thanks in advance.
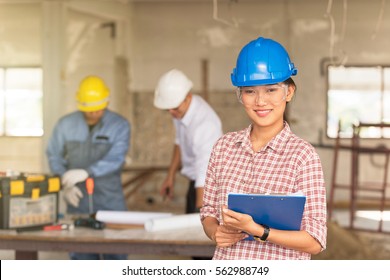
[46,109,131,213]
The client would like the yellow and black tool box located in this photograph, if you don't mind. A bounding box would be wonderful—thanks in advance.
[0,173,61,229]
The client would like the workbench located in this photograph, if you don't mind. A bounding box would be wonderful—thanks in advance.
[0,225,215,260]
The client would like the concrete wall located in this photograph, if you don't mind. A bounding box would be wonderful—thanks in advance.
[0,3,42,173]
[128,0,390,206]
[1,0,390,211]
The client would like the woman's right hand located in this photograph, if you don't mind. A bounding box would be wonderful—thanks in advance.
[213,224,248,247]
[160,177,174,200]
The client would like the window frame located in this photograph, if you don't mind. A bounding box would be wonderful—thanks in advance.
[0,66,43,137]
[326,64,390,139]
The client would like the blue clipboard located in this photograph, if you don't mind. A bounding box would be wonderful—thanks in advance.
[227,193,306,241]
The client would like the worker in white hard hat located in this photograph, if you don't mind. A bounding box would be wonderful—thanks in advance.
[154,69,223,216]
[46,75,131,260]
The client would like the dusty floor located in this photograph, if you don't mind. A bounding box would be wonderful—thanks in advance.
[313,221,390,260]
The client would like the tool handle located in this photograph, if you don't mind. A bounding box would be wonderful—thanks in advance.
[86,177,94,195]
[74,218,105,230]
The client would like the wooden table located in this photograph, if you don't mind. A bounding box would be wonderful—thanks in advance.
[0,225,215,260]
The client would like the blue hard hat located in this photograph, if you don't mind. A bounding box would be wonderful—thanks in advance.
[231,37,297,86]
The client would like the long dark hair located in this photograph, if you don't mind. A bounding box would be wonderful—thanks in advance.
[282,77,296,122]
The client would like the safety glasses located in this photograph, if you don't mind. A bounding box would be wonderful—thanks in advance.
[236,84,288,105]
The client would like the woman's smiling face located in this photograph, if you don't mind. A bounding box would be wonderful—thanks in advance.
[241,83,295,129]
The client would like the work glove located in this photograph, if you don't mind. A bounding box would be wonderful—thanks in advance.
[61,169,89,189]
[63,185,83,208]
[61,169,88,208]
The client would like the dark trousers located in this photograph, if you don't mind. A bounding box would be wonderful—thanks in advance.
[186,180,197,214]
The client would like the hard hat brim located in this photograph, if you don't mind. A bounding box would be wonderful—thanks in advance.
[154,95,185,110]
[78,102,108,112]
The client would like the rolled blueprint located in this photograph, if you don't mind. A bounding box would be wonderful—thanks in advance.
[95,210,173,225]
[144,213,201,232]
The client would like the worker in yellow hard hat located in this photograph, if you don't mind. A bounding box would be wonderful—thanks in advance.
[46,75,131,260]
[76,76,110,126]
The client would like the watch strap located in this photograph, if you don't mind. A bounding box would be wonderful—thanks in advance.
[253,224,270,242]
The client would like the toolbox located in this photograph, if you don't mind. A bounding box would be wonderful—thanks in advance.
[0,173,61,229]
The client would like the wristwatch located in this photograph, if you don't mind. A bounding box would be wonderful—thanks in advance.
[253,224,270,242]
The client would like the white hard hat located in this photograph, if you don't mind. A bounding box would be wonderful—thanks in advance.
[154,69,193,109]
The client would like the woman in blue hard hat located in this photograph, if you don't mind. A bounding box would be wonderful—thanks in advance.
[200,37,327,259]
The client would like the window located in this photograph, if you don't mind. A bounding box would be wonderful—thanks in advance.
[327,65,390,138]
[0,67,43,136]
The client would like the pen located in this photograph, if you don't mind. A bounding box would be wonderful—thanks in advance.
[16,223,74,232]
[43,224,74,231]
[163,188,170,202]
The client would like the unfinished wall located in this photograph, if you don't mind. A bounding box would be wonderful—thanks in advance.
[128,0,390,206]
[0,3,42,173]
[0,0,389,211]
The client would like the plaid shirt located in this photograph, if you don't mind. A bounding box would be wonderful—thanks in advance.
[200,122,327,260]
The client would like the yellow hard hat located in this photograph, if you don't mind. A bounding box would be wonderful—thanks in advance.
[76,76,110,112]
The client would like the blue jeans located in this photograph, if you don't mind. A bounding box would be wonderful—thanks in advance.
[69,252,128,260]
